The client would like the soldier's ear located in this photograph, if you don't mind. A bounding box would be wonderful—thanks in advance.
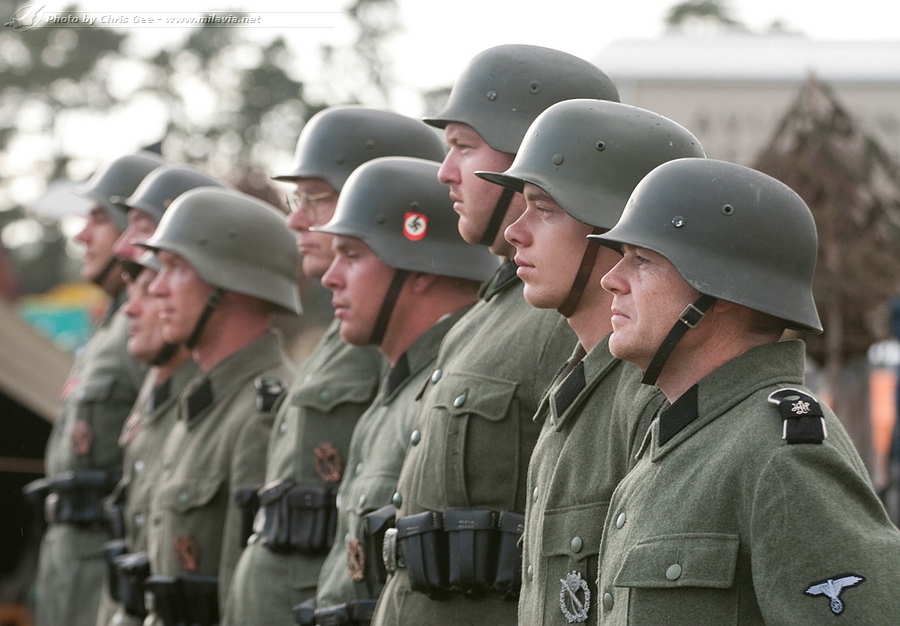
[409,272,438,295]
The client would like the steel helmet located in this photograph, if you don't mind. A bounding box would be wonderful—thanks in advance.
[592,158,822,332]
[272,105,446,189]
[80,151,167,231]
[314,157,498,282]
[476,99,705,229]
[112,164,228,225]
[137,187,302,314]
[423,44,620,154]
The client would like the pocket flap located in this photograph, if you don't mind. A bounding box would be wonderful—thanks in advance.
[433,373,517,422]
[75,373,120,403]
[291,377,378,413]
[542,502,607,561]
[157,478,224,514]
[614,533,739,589]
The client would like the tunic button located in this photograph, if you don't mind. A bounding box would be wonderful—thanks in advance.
[355,462,363,475]
[319,389,331,402]
[526,564,534,580]
[392,492,403,508]
[410,430,421,445]
[431,369,442,384]
[279,420,288,434]
[571,536,583,553]
[603,592,614,610]
[135,513,145,528]
[453,393,467,407]
[615,512,626,529]
[134,460,145,474]
[358,494,366,507]
[532,486,539,501]
[177,491,190,504]
[666,564,682,581]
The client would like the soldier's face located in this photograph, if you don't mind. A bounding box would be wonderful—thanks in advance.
[322,235,394,347]
[113,208,156,263]
[438,123,517,251]
[601,244,699,370]
[75,205,121,282]
[149,250,215,346]
[284,178,339,280]
[123,267,167,363]
[505,184,594,310]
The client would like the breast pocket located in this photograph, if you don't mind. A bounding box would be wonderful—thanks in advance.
[542,502,607,622]
[614,533,740,625]
[74,373,136,468]
[431,373,519,507]
[156,477,226,575]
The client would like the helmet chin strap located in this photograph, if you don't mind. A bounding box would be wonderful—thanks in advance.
[185,288,224,350]
[557,227,605,318]
[152,342,180,366]
[91,255,121,288]
[641,294,717,385]
[367,270,409,346]
[478,187,515,247]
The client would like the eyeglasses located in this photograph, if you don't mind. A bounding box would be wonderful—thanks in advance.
[286,190,337,225]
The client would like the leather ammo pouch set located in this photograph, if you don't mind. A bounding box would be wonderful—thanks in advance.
[144,574,219,626]
[233,484,260,547]
[252,478,337,554]
[103,545,152,618]
[361,504,397,585]
[23,469,118,525]
[391,509,525,598]
[312,599,377,626]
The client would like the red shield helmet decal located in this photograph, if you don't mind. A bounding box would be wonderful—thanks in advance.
[403,212,428,241]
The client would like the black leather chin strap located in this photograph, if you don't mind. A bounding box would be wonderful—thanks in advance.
[185,288,224,350]
[368,270,409,347]
[641,294,717,385]
[557,227,605,318]
[478,187,515,247]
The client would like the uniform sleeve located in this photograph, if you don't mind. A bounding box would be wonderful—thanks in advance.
[218,405,274,608]
[751,442,900,623]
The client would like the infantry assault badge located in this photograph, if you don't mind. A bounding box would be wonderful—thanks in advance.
[804,574,865,615]
[559,570,590,623]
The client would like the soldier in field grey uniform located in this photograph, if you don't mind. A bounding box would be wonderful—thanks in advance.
[372,45,619,626]
[480,99,705,625]
[593,158,900,624]
[136,187,301,626]
[94,164,226,626]
[221,106,447,625]
[301,158,498,626]
[27,151,164,626]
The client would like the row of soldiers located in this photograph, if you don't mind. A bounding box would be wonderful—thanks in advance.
[26,43,900,626]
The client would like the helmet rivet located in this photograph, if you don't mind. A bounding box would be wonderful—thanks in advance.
[228,228,237,239]
[376,213,386,225]
[365,139,376,150]
[595,141,606,151]
[486,90,498,101]
[198,236,208,245]
[672,216,685,228]
[528,81,541,94]
[552,153,564,166]
[722,204,734,216]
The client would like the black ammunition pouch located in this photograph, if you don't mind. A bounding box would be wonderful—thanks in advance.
[254,479,337,554]
[103,539,128,601]
[361,504,395,585]
[444,509,499,594]
[292,597,317,626]
[118,551,151,618]
[314,599,377,626]
[395,511,448,595]
[233,484,261,548]
[104,481,127,539]
[144,574,219,626]
[33,470,118,525]
[390,509,525,599]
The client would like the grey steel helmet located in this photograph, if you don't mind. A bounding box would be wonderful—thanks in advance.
[476,99,706,229]
[423,44,620,154]
[136,187,302,314]
[592,158,822,333]
[111,164,228,225]
[272,105,446,190]
[314,157,498,282]
[80,151,167,231]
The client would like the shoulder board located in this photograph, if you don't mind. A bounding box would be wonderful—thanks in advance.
[255,376,287,413]
[767,387,827,444]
